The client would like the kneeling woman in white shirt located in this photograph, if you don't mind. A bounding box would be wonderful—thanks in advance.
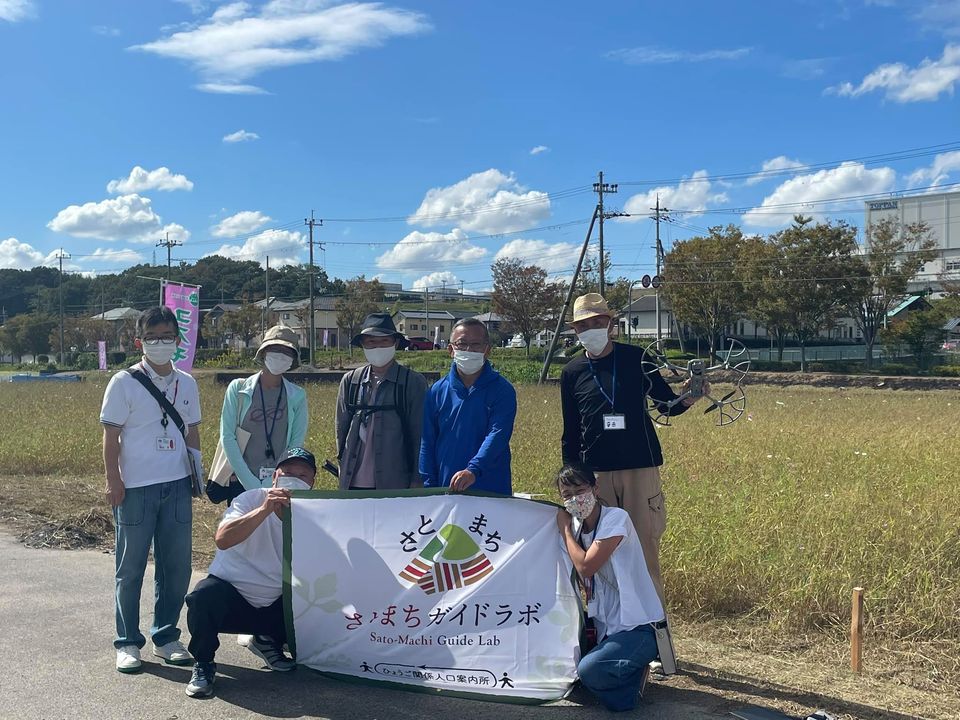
[556,464,666,712]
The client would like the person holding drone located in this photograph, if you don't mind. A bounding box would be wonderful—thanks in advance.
[559,293,709,606]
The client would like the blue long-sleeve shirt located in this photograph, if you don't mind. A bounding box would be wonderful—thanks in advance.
[419,360,517,495]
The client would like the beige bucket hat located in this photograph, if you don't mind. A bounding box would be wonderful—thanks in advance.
[255,325,301,369]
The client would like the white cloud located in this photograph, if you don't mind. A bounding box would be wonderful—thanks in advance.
[828,44,960,102]
[606,45,750,65]
[530,145,550,156]
[915,1,960,37]
[742,162,896,228]
[198,83,270,94]
[412,270,459,290]
[0,238,52,269]
[212,210,272,237]
[623,170,729,218]
[47,194,164,242]
[106,166,194,193]
[906,150,960,188]
[133,1,430,93]
[157,223,191,246]
[208,228,304,267]
[408,169,551,234]
[92,25,121,36]
[223,129,260,143]
[494,238,581,274]
[0,0,34,22]
[85,248,144,264]
[745,156,805,185]
[376,228,487,271]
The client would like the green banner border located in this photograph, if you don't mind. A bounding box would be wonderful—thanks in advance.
[281,489,573,705]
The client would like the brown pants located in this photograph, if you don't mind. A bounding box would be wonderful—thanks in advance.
[594,466,667,605]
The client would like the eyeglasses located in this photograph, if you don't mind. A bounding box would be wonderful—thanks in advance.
[451,341,486,352]
[141,337,177,346]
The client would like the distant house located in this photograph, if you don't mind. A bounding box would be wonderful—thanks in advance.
[617,295,673,339]
[392,310,456,343]
[886,295,932,321]
[91,307,141,322]
[255,296,342,349]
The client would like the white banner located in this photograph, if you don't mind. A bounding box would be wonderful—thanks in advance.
[284,491,581,703]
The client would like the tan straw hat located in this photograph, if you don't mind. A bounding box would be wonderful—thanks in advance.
[255,325,301,369]
[571,293,614,322]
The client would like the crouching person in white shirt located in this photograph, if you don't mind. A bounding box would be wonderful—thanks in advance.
[555,464,665,712]
[183,447,317,698]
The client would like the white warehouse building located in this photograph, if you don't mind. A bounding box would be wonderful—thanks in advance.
[864,189,960,294]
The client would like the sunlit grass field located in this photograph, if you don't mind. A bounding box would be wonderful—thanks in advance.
[0,374,957,644]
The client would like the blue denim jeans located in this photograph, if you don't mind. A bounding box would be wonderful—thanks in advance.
[578,624,658,711]
[113,476,192,649]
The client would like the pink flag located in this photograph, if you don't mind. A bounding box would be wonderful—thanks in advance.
[162,281,201,372]
[97,340,107,371]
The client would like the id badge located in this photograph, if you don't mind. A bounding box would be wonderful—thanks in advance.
[603,413,626,431]
[259,466,275,483]
[156,436,176,451]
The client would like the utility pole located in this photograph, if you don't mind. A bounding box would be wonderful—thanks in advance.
[459,279,464,299]
[304,212,323,367]
[264,255,270,335]
[156,232,181,280]
[56,249,70,365]
[424,287,429,340]
[650,196,670,342]
[592,171,618,295]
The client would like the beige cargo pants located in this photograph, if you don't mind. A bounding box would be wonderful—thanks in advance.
[594,466,666,605]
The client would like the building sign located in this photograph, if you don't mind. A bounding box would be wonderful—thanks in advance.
[868,200,899,211]
[284,492,580,703]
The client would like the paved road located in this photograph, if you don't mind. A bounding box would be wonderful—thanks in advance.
[0,531,726,720]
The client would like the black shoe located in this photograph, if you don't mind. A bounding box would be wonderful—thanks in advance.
[185,662,216,698]
[248,635,295,671]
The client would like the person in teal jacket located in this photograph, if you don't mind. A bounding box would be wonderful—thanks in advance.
[419,318,517,495]
[219,325,309,493]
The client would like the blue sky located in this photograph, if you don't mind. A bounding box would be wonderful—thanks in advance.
[1,0,959,295]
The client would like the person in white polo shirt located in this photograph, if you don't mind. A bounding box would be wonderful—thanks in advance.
[100,306,202,674]
[183,447,317,698]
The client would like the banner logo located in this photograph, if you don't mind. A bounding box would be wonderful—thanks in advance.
[399,524,493,594]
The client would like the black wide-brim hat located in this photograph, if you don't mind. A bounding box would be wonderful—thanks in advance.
[351,313,409,349]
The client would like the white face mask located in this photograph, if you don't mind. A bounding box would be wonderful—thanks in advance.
[563,492,597,521]
[276,475,310,491]
[453,350,485,375]
[263,351,293,376]
[363,345,396,367]
[578,327,610,356]
[142,342,177,366]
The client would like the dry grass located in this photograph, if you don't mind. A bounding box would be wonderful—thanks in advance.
[0,375,958,716]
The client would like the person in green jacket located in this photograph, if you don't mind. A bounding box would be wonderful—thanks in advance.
[219,325,309,495]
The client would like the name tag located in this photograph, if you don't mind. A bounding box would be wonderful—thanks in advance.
[156,436,176,451]
[603,413,626,431]
[259,466,275,483]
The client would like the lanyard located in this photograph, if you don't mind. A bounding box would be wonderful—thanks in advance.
[142,362,178,430]
[575,506,602,601]
[258,379,285,459]
[587,349,616,412]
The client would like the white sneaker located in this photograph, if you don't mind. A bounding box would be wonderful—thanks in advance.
[153,640,193,666]
[116,645,142,674]
[237,634,253,647]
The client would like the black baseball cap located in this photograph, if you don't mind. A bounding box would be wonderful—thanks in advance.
[276,447,317,473]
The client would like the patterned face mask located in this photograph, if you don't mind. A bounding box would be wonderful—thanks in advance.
[563,491,596,521]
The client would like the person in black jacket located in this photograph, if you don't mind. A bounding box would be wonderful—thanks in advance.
[560,293,708,603]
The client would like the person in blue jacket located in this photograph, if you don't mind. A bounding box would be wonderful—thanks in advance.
[419,318,517,495]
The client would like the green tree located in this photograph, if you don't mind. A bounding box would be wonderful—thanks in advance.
[220,303,262,349]
[770,216,863,372]
[335,277,384,358]
[847,218,938,369]
[882,306,946,371]
[739,234,792,361]
[491,258,564,356]
[662,225,748,360]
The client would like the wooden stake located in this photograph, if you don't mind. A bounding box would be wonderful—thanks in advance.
[851,586,864,673]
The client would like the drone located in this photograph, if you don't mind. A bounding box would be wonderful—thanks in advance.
[640,337,751,427]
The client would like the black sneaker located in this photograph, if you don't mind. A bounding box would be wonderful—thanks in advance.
[185,662,217,698]
[247,635,295,671]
